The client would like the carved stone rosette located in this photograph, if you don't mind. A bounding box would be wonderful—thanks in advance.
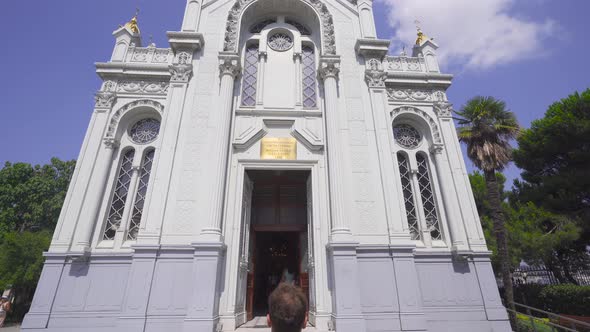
[318,58,340,81]
[219,55,242,78]
[169,63,193,83]
[94,91,116,109]
[433,101,453,118]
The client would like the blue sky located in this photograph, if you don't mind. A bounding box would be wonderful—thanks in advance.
[0,0,588,187]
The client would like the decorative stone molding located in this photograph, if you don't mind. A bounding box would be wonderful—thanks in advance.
[391,106,442,144]
[219,54,241,78]
[223,0,337,55]
[169,63,193,83]
[117,81,170,95]
[318,57,340,81]
[177,51,192,65]
[429,144,444,154]
[365,58,386,87]
[433,101,453,118]
[94,91,116,109]
[103,137,120,149]
[386,88,447,103]
[106,99,165,138]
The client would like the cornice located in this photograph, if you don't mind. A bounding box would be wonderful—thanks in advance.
[95,62,171,81]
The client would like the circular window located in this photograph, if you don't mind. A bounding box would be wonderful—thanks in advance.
[393,124,421,149]
[129,118,161,144]
[268,32,293,51]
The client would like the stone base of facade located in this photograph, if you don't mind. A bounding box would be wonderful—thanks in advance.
[22,246,509,332]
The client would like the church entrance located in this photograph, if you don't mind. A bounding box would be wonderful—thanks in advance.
[238,170,312,322]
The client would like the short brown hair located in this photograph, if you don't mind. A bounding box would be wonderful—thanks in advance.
[268,283,307,332]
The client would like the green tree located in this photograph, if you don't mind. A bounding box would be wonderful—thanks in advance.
[456,96,520,328]
[0,158,75,320]
[513,89,590,271]
[0,158,75,235]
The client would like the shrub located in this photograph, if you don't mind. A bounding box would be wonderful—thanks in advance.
[539,284,590,316]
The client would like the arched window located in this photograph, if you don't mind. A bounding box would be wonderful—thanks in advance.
[101,117,160,245]
[240,15,318,109]
[302,45,317,108]
[393,122,443,245]
[241,43,259,106]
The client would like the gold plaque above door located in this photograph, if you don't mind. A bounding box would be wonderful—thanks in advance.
[260,137,297,160]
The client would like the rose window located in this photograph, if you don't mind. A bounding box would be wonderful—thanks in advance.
[129,118,161,144]
[268,33,293,51]
[393,124,421,148]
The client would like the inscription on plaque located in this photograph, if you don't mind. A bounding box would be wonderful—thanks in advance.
[260,137,297,160]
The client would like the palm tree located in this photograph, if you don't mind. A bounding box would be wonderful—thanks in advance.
[455,96,520,328]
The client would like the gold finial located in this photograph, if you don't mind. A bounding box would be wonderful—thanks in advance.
[414,19,431,46]
[124,8,141,34]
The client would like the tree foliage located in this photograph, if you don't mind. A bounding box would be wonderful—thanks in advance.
[0,158,75,236]
[456,96,520,328]
[513,89,590,270]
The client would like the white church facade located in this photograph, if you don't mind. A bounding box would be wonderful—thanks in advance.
[22,1,511,331]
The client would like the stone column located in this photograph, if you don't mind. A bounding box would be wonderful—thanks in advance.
[71,92,118,253]
[256,51,266,105]
[434,101,487,251]
[294,51,302,106]
[430,144,470,253]
[138,43,197,245]
[115,165,141,247]
[200,53,241,241]
[363,58,413,243]
[183,53,239,332]
[318,56,352,241]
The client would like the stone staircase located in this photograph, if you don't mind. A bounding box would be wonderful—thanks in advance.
[236,316,325,332]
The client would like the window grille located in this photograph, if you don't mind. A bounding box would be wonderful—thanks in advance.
[127,149,155,240]
[103,149,135,240]
[250,19,276,34]
[268,33,293,51]
[285,19,311,35]
[393,124,421,149]
[416,154,442,240]
[397,153,420,240]
[241,44,259,106]
[129,118,160,144]
[302,45,317,108]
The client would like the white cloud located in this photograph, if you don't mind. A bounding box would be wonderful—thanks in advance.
[380,0,557,70]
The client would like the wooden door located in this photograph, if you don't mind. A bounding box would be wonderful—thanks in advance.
[246,231,255,321]
[237,174,254,322]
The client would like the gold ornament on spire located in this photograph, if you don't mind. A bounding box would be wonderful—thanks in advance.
[124,8,141,34]
[414,19,431,46]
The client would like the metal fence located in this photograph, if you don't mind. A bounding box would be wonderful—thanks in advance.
[512,265,590,286]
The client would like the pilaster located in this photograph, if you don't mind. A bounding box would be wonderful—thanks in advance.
[138,32,200,245]
[389,245,428,331]
[318,56,354,242]
[117,245,160,331]
[327,242,366,332]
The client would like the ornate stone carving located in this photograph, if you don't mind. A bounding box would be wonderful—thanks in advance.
[386,88,447,103]
[365,69,387,88]
[391,106,442,144]
[223,0,337,55]
[102,80,117,92]
[177,51,192,65]
[103,137,120,149]
[169,63,193,82]
[106,99,165,138]
[94,91,116,109]
[117,81,170,95]
[429,144,444,154]
[433,101,453,118]
[219,56,241,78]
[318,58,340,81]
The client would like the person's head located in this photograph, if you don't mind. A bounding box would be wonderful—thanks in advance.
[267,283,308,332]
